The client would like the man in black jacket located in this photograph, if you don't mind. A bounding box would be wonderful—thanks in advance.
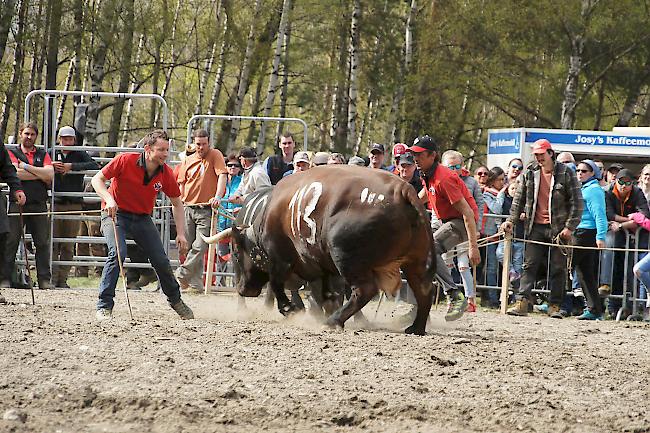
[51,126,100,288]
[4,122,54,290]
[0,143,26,300]
[263,132,295,184]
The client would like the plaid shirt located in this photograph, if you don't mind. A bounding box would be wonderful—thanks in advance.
[508,161,583,236]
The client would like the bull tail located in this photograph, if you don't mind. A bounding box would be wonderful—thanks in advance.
[400,183,437,283]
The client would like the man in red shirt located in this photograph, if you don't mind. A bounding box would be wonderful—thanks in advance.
[3,122,55,290]
[91,129,193,322]
[409,135,480,321]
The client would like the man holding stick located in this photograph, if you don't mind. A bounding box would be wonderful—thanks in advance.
[175,129,227,293]
[91,130,193,321]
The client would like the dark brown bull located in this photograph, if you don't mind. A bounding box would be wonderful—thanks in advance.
[203,165,435,335]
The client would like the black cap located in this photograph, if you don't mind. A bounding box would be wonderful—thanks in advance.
[409,135,438,153]
[370,143,385,154]
[607,163,624,172]
[615,168,635,180]
[238,147,257,159]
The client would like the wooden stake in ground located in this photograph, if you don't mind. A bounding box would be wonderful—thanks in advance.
[111,216,133,320]
[500,232,512,314]
[204,209,217,294]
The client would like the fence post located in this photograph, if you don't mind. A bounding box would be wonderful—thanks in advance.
[204,210,217,294]
[500,232,512,314]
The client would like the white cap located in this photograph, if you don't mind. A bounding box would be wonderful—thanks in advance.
[294,151,310,164]
[58,126,76,137]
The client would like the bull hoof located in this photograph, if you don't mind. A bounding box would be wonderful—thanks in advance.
[325,317,344,330]
[405,325,426,336]
[278,303,297,317]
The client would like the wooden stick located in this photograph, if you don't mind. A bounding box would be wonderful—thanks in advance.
[18,206,35,305]
[111,216,133,320]
[204,209,217,295]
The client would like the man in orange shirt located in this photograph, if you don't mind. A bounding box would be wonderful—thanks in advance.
[175,129,227,292]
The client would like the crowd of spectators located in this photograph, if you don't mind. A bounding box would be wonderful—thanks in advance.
[2,127,649,323]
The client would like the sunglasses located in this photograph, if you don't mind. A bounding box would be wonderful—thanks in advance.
[617,179,633,186]
[226,163,241,168]
[511,164,523,170]
[477,172,488,176]
[447,164,462,170]
[576,169,591,173]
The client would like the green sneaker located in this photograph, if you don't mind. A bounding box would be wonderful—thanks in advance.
[445,290,467,322]
[171,300,194,320]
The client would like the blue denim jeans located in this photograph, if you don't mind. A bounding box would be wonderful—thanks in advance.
[97,211,181,310]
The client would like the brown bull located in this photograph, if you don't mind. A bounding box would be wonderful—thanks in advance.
[203,165,436,335]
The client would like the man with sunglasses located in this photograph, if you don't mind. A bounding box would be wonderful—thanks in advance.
[501,139,583,318]
[175,129,227,293]
[600,168,650,318]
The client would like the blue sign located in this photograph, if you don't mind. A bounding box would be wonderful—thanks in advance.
[488,131,521,154]
[526,131,650,148]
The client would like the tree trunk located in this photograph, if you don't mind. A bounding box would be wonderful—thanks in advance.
[616,59,650,127]
[194,0,224,116]
[85,0,118,147]
[72,0,83,105]
[247,73,266,150]
[56,58,75,126]
[107,0,135,147]
[274,18,292,146]
[329,11,349,151]
[0,0,28,143]
[27,0,47,121]
[45,0,63,90]
[154,0,182,128]
[386,0,416,145]
[560,0,597,129]
[0,0,16,63]
[356,90,373,154]
[593,79,606,130]
[257,0,292,150]
[207,6,229,115]
[227,0,263,149]
[122,33,145,146]
[346,0,361,151]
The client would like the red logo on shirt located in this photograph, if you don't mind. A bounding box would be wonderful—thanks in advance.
[153,181,163,191]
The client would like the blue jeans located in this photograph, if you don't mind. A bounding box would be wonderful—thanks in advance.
[496,240,524,277]
[98,211,181,310]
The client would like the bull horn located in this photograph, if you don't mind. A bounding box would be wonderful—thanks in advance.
[200,227,232,244]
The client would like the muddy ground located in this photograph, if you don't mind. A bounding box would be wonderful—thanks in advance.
[0,287,649,433]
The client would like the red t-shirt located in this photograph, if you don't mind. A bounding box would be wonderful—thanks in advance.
[423,164,478,222]
[101,153,180,215]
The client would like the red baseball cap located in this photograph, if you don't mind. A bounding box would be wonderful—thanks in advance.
[531,139,552,154]
[392,143,407,158]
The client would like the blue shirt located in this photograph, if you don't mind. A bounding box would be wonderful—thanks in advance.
[577,178,608,241]
[218,174,242,231]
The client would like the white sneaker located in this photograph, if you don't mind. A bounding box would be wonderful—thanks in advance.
[95,308,113,322]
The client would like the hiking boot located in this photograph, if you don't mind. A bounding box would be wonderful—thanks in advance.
[0,290,6,304]
[174,268,189,290]
[38,280,54,290]
[506,299,530,316]
[171,300,194,320]
[576,309,603,321]
[95,308,113,322]
[598,284,611,297]
[548,304,564,319]
[445,290,467,322]
[466,299,477,313]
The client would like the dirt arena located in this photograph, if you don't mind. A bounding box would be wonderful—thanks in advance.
[1,287,649,433]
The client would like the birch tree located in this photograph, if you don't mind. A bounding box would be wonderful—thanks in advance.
[346,0,361,151]
[257,0,292,150]
[0,0,16,63]
[227,0,263,149]
[122,33,145,145]
[0,0,27,143]
[207,5,229,115]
